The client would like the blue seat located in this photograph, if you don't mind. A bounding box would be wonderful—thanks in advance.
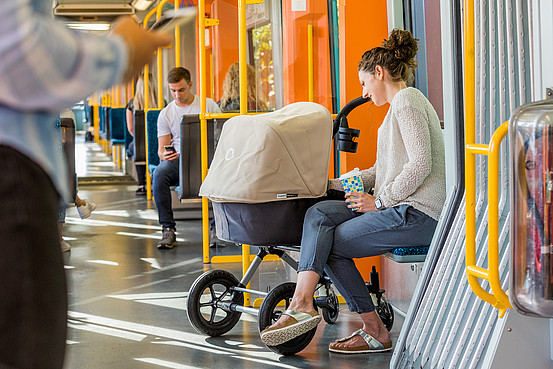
[132,110,146,163]
[85,104,93,124]
[109,108,126,145]
[146,109,161,173]
[98,106,107,139]
[104,107,111,141]
[385,246,429,263]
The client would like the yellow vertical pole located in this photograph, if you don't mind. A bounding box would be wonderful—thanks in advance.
[112,86,117,164]
[157,4,165,110]
[238,0,251,307]
[199,0,210,264]
[144,63,153,199]
[175,0,181,67]
[93,95,100,144]
[308,23,314,102]
[157,49,163,109]
[143,7,157,200]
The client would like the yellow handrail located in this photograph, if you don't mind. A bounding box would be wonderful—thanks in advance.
[142,7,157,200]
[199,0,209,264]
[464,0,512,317]
[308,23,314,102]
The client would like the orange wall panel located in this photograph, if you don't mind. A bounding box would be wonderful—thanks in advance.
[281,1,332,110]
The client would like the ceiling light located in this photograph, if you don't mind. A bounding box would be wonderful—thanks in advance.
[66,22,111,32]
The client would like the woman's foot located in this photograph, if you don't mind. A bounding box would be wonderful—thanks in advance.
[260,309,321,346]
[135,186,146,196]
[263,307,316,332]
[329,328,392,354]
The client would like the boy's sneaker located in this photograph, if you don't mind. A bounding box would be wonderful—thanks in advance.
[157,227,177,249]
[60,240,71,253]
[77,200,97,219]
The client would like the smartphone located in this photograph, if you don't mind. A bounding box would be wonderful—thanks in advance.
[164,145,176,154]
[150,7,197,33]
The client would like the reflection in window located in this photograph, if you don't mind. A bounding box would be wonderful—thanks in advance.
[252,23,275,110]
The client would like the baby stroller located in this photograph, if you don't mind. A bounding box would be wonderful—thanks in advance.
[186,99,394,355]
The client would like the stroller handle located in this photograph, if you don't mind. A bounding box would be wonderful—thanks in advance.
[332,96,371,153]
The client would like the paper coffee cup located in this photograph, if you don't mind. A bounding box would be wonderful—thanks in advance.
[339,168,364,211]
[339,167,364,194]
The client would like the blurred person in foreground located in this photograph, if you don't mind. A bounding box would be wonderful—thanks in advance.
[0,1,170,367]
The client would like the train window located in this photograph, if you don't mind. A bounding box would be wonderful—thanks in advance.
[251,23,276,110]
[402,0,444,121]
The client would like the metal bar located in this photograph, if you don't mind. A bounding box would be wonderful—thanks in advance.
[143,7,157,200]
[308,23,314,102]
[464,0,504,310]
[236,0,252,306]
[232,305,259,316]
[233,286,268,297]
[239,254,264,287]
[465,143,489,154]
[467,265,490,280]
[198,0,210,264]
[487,121,511,315]
[175,0,180,67]
[280,252,299,271]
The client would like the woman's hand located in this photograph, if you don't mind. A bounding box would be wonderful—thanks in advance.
[345,192,378,213]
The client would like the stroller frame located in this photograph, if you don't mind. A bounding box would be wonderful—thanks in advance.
[186,243,393,356]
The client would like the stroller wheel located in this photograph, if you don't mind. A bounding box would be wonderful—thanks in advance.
[320,289,339,324]
[258,282,318,356]
[375,293,394,331]
[187,270,244,337]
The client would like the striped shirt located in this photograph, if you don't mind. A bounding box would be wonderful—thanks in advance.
[0,0,128,200]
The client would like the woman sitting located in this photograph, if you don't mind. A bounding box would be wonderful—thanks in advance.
[260,29,446,354]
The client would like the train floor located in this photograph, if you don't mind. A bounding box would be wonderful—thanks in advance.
[62,135,403,369]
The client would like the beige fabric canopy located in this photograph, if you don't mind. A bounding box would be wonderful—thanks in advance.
[199,102,333,203]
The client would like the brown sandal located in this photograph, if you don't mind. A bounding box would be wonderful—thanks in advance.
[260,310,321,346]
[329,329,392,354]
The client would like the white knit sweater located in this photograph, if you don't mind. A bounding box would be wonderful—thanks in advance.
[330,87,446,220]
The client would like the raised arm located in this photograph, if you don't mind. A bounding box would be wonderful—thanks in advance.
[0,2,169,111]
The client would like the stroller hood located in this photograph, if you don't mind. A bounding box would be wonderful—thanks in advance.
[199,102,332,203]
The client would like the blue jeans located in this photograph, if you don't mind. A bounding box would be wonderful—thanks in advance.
[298,201,437,314]
[152,158,179,229]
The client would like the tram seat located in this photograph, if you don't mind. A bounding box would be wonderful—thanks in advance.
[123,113,133,153]
[146,109,162,173]
[132,110,146,164]
[385,246,429,263]
[109,108,126,146]
[98,106,107,140]
[104,107,111,142]
[177,115,227,200]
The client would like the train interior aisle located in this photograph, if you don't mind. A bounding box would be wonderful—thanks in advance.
[62,133,402,368]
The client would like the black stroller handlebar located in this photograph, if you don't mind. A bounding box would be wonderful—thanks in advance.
[332,96,370,153]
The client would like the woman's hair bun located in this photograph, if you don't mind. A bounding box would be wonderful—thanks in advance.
[382,29,418,63]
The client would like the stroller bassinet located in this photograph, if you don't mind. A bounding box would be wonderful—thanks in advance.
[199,102,333,245]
